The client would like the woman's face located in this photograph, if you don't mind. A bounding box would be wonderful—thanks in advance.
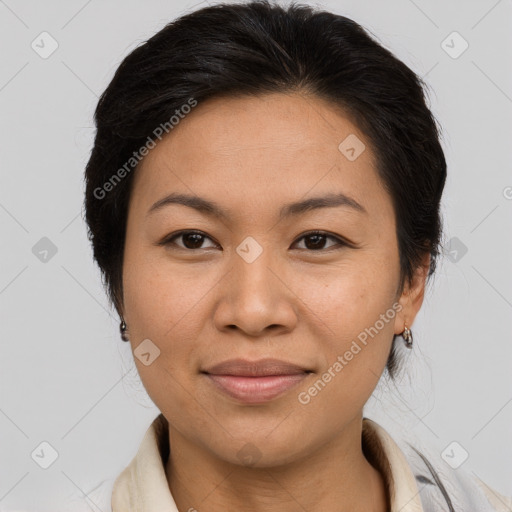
[122,92,425,466]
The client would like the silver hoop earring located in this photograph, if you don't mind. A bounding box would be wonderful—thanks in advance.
[402,324,413,349]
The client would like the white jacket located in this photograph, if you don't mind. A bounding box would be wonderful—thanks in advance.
[67,413,512,511]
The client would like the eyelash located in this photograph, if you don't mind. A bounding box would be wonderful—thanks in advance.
[159,229,351,252]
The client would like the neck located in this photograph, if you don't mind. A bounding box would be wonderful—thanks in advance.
[165,416,389,512]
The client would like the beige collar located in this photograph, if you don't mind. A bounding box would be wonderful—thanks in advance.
[112,414,424,511]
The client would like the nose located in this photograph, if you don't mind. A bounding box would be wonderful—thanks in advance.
[213,241,298,338]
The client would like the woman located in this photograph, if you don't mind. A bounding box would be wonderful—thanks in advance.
[82,1,511,510]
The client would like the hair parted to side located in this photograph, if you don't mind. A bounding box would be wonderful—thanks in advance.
[84,0,447,380]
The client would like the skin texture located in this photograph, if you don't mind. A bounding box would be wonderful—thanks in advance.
[122,92,429,511]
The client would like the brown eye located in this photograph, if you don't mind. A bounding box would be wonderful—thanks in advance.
[160,230,349,252]
[292,231,346,251]
[162,230,218,250]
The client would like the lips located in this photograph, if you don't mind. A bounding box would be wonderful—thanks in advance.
[202,358,312,404]
[203,358,311,377]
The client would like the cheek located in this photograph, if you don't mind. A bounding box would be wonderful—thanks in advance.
[297,252,399,333]
[293,273,398,429]
[123,256,209,412]
[123,247,212,340]
[297,253,400,384]
[122,253,221,395]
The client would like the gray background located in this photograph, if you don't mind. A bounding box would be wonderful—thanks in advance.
[1,0,511,510]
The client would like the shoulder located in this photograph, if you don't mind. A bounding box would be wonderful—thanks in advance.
[63,414,167,511]
[398,436,512,512]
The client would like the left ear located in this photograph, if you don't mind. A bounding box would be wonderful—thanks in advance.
[394,253,431,335]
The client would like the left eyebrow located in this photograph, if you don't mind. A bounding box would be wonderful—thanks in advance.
[146,191,367,220]
[279,192,367,218]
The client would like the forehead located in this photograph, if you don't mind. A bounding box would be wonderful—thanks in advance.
[130,92,391,223]
[146,92,370,159]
